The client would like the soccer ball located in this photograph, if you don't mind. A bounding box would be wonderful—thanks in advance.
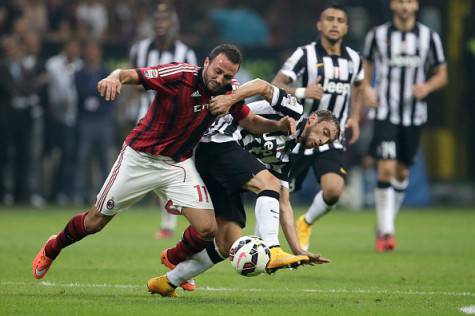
[229,235,270,277]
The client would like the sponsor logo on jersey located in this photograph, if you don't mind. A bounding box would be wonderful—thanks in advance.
[144,69,159,79]
[194,103,209,113]
[389,55,422,67]
[323,79,351,95]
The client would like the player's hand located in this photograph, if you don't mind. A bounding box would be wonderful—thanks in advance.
[209,94,234,116]
[345,117,360,145]
[298,250,331,264]
[305,76,324,100]
[278,116,296,135]
[364,86,378,107]
[97,76,122,101]
[412,83,430,100]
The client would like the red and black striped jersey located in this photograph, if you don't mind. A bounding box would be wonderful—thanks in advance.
[125,62,249,162]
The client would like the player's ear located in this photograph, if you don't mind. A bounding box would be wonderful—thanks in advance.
[204,57,210,68]
[316,20,321,32]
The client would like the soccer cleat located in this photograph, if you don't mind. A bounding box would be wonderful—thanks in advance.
[147,275,178,297]
[32,235,57,279]
[266,246,310,273]
[296,215,313,251]
[154,229,174,240]
[376,234,396,252]
[160,248,196,291]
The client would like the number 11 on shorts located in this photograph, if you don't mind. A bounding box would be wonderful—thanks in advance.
[194,185,209,203]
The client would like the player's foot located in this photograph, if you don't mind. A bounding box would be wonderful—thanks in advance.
[147,275,178,297]
[375,234,396,252]
[296,215,313,251]
[32,235,57,279]
[266,246,309,273]
[155,229,174,239]
[160,248,197,291]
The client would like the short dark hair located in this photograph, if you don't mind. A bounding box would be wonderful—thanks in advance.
[314,109,341,140]
[208,44,242,65]
[319,4,348,21]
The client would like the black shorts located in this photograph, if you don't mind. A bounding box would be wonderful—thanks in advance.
[369,120,421,166]
[195,141,266,228]
[289,148,347,192]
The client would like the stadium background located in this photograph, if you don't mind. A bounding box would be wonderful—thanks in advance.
[0,0,474,208]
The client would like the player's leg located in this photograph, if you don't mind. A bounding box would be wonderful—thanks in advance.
[245,170,309,271]
[370,121,399,251]
[297,150,346,250]
[148,217,238,297]
[32,145,161,279]
[389,125,421,244]
[244,170,281,248]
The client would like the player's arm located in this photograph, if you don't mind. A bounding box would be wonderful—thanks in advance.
[413,64,448,100]
[208,79,274,116]
[362,60,378,107]
[414,31,448,100]
[237,112,296,135]
[346,82,363,145]
[97,69,139,101]
[279,186,330,264]
[272,71,323,100]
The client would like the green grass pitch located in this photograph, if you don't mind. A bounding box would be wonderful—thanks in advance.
[1,206,474,315]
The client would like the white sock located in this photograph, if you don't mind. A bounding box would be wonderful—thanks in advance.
[304,191,334,224]
[255,191,280,247]
[160,210,177,231]
[375,184,395,235]
[391,178,408,218]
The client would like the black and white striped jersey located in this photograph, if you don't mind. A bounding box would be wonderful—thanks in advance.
[280,41,364,144]
[201,87,305,183]
[129,38,197,120]
[363,22,446,126]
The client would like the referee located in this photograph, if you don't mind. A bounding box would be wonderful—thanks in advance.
[272,4,364,251]
[129,3,197,239]
[363,0,447,252]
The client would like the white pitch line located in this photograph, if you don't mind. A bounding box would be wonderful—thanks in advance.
[1,281,474,297]
[460,306,475,314]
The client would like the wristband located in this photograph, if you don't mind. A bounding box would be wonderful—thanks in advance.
[295,87,306,99]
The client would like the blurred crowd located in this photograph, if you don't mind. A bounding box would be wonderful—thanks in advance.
[0,0,471,207]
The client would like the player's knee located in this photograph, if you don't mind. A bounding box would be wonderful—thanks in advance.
[255,171,280,192]
[195,222,217,241]
[323,185,343,204]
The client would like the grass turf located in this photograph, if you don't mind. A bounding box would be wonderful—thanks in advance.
[1,206,474,315]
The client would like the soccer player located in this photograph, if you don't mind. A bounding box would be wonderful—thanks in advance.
[32,44,295,280]
[272,5,364,251]
[129,3,197,239]
[147,79,338,297]
[363,0,447,251]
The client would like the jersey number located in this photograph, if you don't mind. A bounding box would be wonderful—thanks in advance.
[194,185,209,203]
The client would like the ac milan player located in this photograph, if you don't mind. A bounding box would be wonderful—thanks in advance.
[32,44,295,281]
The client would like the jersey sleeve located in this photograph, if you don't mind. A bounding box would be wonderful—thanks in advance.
[136,62,191,95]
[363,28,377,62]
[229,103,250,121]
[354,54,365,83]
[428,31,446,67]
[270,86,303,119]
[280,47,307,82]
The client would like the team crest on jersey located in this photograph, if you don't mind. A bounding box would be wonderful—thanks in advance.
[106,198,115,210]
[144,69,159,79]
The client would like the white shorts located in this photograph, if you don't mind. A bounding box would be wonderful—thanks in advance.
[95,144,214,216]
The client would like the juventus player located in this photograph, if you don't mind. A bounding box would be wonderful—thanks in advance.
[129,3,197,239]
[363,0,447,251]
[32,44,295,281]
[272,5,364,251]
[147,79,337,297]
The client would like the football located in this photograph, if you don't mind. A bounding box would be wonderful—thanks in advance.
[229,235,270,277]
